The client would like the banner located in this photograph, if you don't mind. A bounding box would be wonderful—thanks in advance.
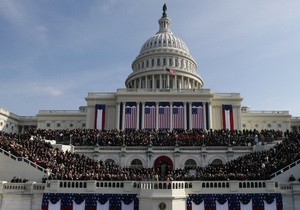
[95,104,106,130]
[222,104,234,130]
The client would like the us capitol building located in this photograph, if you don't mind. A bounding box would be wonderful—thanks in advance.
[0,4,300,210]
[0,5,299,134]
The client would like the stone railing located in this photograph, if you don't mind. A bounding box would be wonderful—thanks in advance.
[117,88,212,94]
[0,148,50,174]
[0,180,290,195]
[270,159,300,178]
[0,181,45,193]
[74,145,253,153]
[41,180,281,194]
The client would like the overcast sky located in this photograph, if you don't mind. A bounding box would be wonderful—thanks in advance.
[1,0,300,117]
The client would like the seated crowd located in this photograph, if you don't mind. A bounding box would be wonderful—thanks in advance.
[30,128,283,147]
[0,129,298,182]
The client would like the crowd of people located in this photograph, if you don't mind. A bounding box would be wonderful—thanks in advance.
[29,128,283,147]
[0,128,298,182]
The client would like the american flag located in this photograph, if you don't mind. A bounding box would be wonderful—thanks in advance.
[191,105,203,129]
[158,105,170,129]
[144,105,156,129]
[166,67,176,75]
[172,105,184,129]
[125,105,137,129]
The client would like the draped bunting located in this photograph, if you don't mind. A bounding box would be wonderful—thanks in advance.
[73,200,85,210]
[97,201,109,210]
[42,192,282,210]
[222,104,234,130]
[95,104,106,130]
[42,193,139,210]
[240,200,252,210]
[187,193,282,210]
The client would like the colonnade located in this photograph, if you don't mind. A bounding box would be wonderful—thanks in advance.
[127,74,202,90]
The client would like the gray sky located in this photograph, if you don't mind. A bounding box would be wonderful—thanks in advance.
[1,0,300,116]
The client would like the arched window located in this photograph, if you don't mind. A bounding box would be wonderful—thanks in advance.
[151,59,154,67]
[211,159,223,165]
[163,58,166,66]
[157,58,161,66]
[131,159,143,168]
[185,159,197,169]
[105,159,115,165]
[169,58,173,66]
[156,79,160,88]
[146,60,149,68]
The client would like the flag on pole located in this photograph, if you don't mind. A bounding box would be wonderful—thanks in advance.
[166,67,176,75]
[95,104,106,130]
[222,104,234,130]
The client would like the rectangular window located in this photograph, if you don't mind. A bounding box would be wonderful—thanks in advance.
[278,124,281,128]
[268,124,271,128]
[57,123,60,127]
[242,124,246,127]
[82,123,86,128]
[46,123,50,127]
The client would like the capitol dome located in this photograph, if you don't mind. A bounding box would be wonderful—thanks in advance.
[125,4,204,90]
[139,23,190,56]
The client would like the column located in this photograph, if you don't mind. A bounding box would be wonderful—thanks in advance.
[203,102,207,130]
[122,102,126,130]
[159,75,162,89]
[136,102,140,129]
[181,76,184,89]
[189,102,192,129]
[167,74,170,88]
[116,102,120,130]
[141,102,145,129]
[145,76,148,89]
[208,102,212,129]
[170,102,173,130]
[156,102,159,130]
[152,75,155,89]
[184,102,187,130]
[139,77,142,88]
